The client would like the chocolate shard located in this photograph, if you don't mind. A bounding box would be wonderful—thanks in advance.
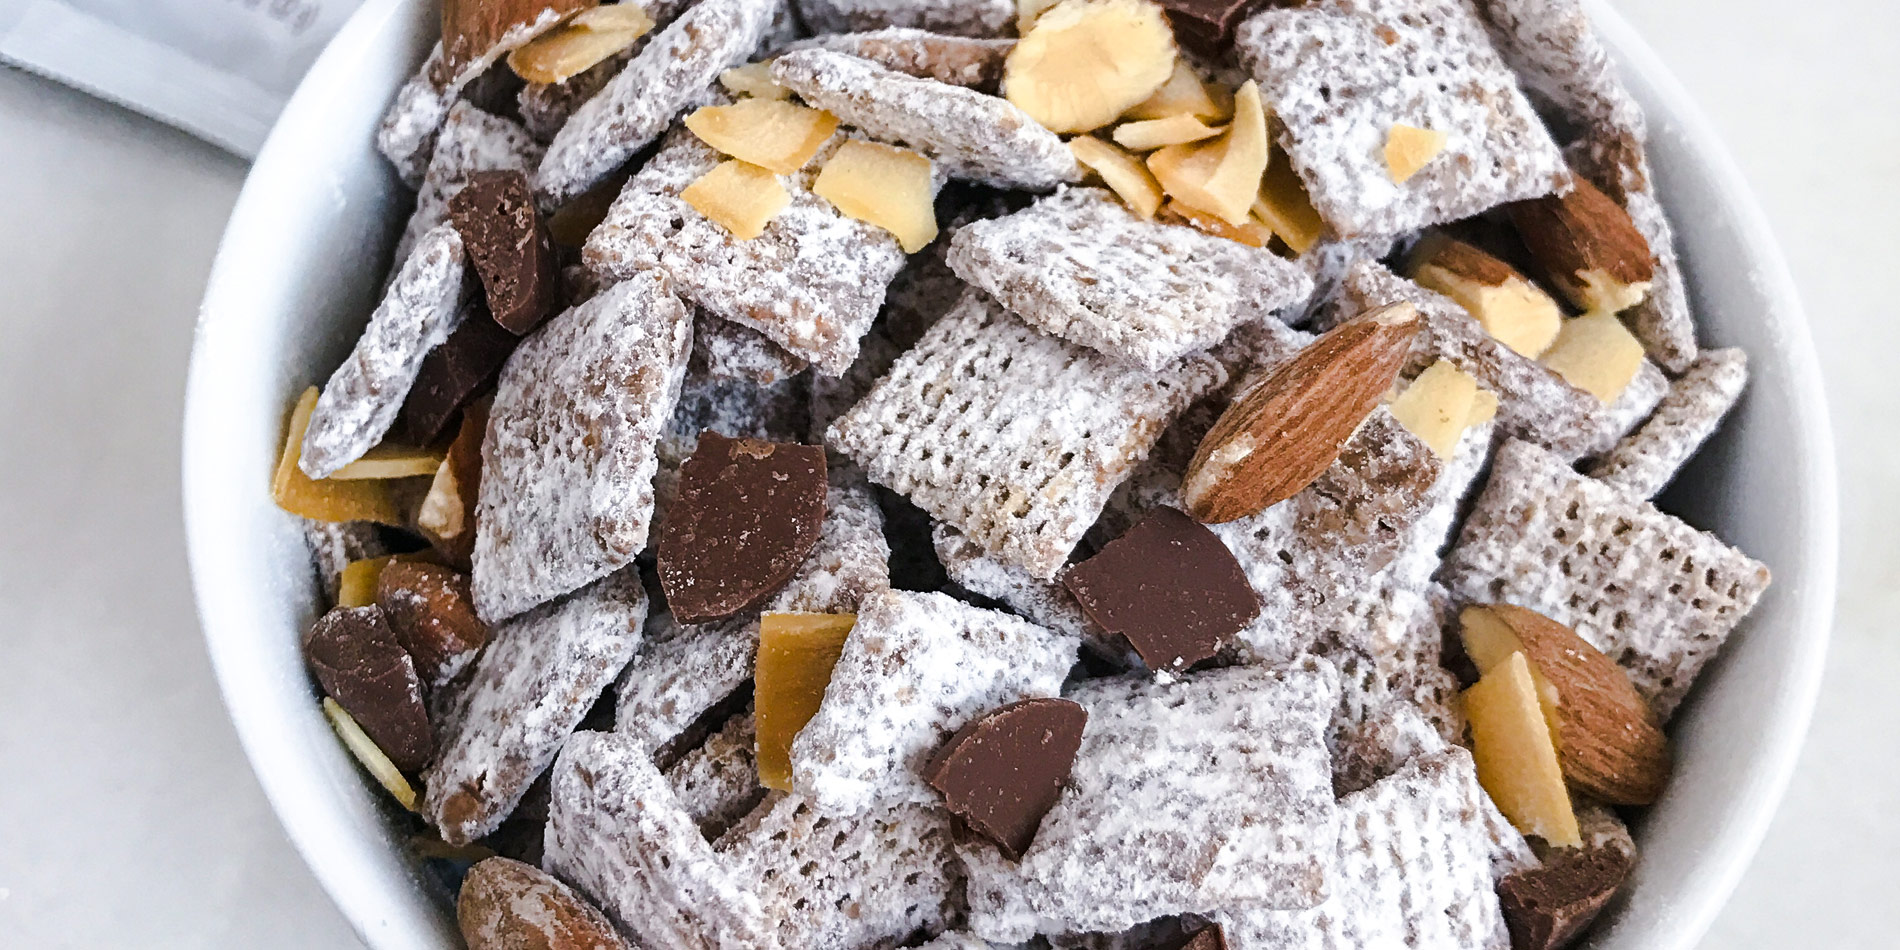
[376,562,489,691]
[449,169,562,336]
[1158,0,1265,54]
[922,697,1087,862]
[656,432,828,624]
[1497,845,1634,950]
[397,303,518,446]
[303,605,434,773]
[1061,506,1261,670]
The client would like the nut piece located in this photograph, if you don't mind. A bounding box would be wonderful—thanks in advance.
[1541,311,1645,404]
[683,99,841,174]
[378,561,490,691]
[812,140,939,253]
[1069,135,1165,219]
[682,161,793,241]
[442,0,594,80]
[1252,157,1324,255]
[1162,200,1272,248]
[1461,604,1671,805]
[1463,651,1583,847]
[321,697,419,811]
[1146,79,1268,226]
[458,856,632,950]
[506,5,653,84]
[1182,301,1420,523]
[1125,61,1230,121]
[719,60,790,100]
[338,556,398,609]
[417,398,488,570]
[1383,123,1446,183]
[1407,234,1564,358]
[273,388,405,525]
[755,612,859,792]
[329,443,448,481]
[1005,0,1178,134]
[1112,114,1222,150]
[1388,360,1494,459]
[1507,175,1656,315]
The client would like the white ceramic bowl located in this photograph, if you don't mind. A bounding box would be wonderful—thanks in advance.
[182,1,1839,946]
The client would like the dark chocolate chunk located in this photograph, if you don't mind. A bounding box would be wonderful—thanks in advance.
[376,562,490,691]
[304,605,435,772]
[1062,506,1260,670]
[1498,846,1634,950]
[449,169,561,336]
[1158,0,1266,54]
[921,697,1087,861]
[656,432,828,624]
[397,305,517,445]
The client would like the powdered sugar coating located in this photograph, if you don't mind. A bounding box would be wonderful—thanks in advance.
[300,520,389,605]
[1234,0,1566,238]
[829,290,1227,579]
[947,189,1313,369]
[1619,185,1700,372]
[393,103,541,273]
[1442,438,1772,718]
[375,44,462,189]
[585,127,910,376]
[472,272,694,623]
[664,713,768,840]
[519,47,637,141]
[1215,749,1525,950]
[536,0,777,205]
[792,28,1015,91]
[772,49,1079,190]
[931,522,1132,664]
[300,224,467,478]
[790,589,1077,814]
[425,568,647,845]
[795,0,1015,38]
[692,312,811,385]
[962,664,1339,941]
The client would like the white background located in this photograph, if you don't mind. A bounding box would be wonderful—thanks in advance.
[0,1,1894,946]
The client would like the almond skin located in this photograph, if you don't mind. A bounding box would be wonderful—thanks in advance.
[1182,301,1420,523]
[1506,174,1656,315]
[458,856,632,950]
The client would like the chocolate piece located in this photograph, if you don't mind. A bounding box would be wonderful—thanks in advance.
[450,170,562,336]
[1062,507,1260,670]
[922,697,1086,861]
[376,562,489,691]
[442,0,594,80]
[1497,846,1633,950]
[303,605,434,773]
[397,303,518,446]
[1159,0,1264,53]
[1158,923,1229,950]
[656,432,828,624]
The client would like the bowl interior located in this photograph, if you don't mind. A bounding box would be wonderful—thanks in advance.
[181,1,1838,947]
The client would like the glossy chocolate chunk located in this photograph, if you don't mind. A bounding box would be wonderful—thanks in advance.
[303,605,434,773]
[397,306,517,446]
[1158,0,1267,54]
[450,169,561,335]
[656,432,828,624]
[1062,506,1260,670]
[377,561,489,691]
[922,697,1087,861]
[1498,845,1633,950]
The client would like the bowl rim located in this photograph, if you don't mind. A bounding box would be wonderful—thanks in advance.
[182,1,1839,947]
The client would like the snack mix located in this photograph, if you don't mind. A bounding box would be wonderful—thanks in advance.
[279,0,1773,947]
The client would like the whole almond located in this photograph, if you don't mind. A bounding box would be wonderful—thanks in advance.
[376,561,488,692]
[458,857,632,950]
[1182,302,1420,523]
[1506,174,1655,315]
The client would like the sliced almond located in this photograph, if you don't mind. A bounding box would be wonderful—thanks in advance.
[813,141,938,253]
[1461,604,1671,805]
[1146,79,1268,226]
[1541,310,1645,404]
[1016,0,1063,31]
[322,697,419,811]
[1112,114,1223,150]
[1464,651,1583,847]
[506,4,653,84]
[719,60,790,100]
[1182,301,1421,523]
[1383,123,1446,183]
[329,443,447,480]
[1407,233,1564,358]
[417,398,488,569]
[1124,61,1229,121]
[1388,360,1491,459]
[684,99,840,175]
[272,387,404,525]
[682,161,792,241]
[1252,156,1324,255]
[755,612,858,791]
[1163,200,1272,248]
[1004,0,1177,134]
[337,556,396,609]
[1507,174,1656,314]
[1069,135,1165,219]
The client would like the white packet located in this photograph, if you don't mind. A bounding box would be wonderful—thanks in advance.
[0,0,367,157]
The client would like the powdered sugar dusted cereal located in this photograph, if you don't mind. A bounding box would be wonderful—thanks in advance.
[1590,347,1748,498]
[796,0,1016,38]
[664,713,768,840]
[793,28,1015,92]
[394,102,543,272]
[691,311,810,385]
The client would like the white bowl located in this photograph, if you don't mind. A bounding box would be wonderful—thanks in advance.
[182,1,1839,946]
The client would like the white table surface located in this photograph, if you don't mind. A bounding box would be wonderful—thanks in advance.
[0,2,1894,946]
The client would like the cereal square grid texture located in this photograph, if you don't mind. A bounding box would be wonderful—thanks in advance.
[946,188,1314,370]
[1233,0,1567,238]
[663,713,768,840]
[299,224,466,478]
[1335,260,1663,461]
[471,272,694,623]
[790,28,1015,91]
[424,568,648,845]
[771,49,1079,191]
[794,0,1015,38]
[790,589,1078,814]
[392,102,542,276]
[827,290,1228,580]
[961,663,1339,941]
[585,127,910,377]
[930,522,1130,665]
[536,0,777,205]
[1589,347,1748,498]
[1214,749,1527,950]
[1441,438,1772,719]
